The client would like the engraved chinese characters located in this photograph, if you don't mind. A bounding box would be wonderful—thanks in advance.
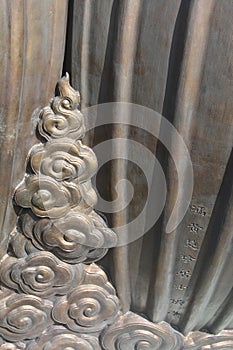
[1,75,232,349]
[169,203,209,323]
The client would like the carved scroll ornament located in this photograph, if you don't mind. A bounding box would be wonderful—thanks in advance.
[0,74,232,349]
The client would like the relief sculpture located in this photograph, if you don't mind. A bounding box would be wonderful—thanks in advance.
[0,75,232,349]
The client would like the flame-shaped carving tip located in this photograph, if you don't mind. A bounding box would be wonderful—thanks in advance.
[58,73,80,108]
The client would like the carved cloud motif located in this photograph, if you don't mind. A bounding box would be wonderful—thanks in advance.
[0,294,53,341]
[38,104,85,140]
[29,139,98,184]
[3,74,231,349]
[38,75,85,141]
[14,175,82,218]
[20,210,116,263]
[0,252,83,298]
[52,264,120,333]
[27,325,101,350]
[101,312,184,350]
[9,230,38,259]
[0,339,25,350]
[184,330,233,349]
[14,177,98,218]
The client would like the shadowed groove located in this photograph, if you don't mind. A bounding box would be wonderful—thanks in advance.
[180,149,233,333]
[68,0,233,334]
[146,0,193,323]
[99,0,142,312]
[209,287,233,333]
[62,0,74,80]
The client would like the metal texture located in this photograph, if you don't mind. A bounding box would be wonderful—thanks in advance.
[0,76,232,349]
[0,0,233,348]
[0,0,68,259]
[69,0,233,335]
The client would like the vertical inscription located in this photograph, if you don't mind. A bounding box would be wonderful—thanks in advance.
[169,203,208,322]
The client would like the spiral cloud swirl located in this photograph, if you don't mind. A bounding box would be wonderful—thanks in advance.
[0,294,53,341]
[101,312,183,350]
[27,326,100,350]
